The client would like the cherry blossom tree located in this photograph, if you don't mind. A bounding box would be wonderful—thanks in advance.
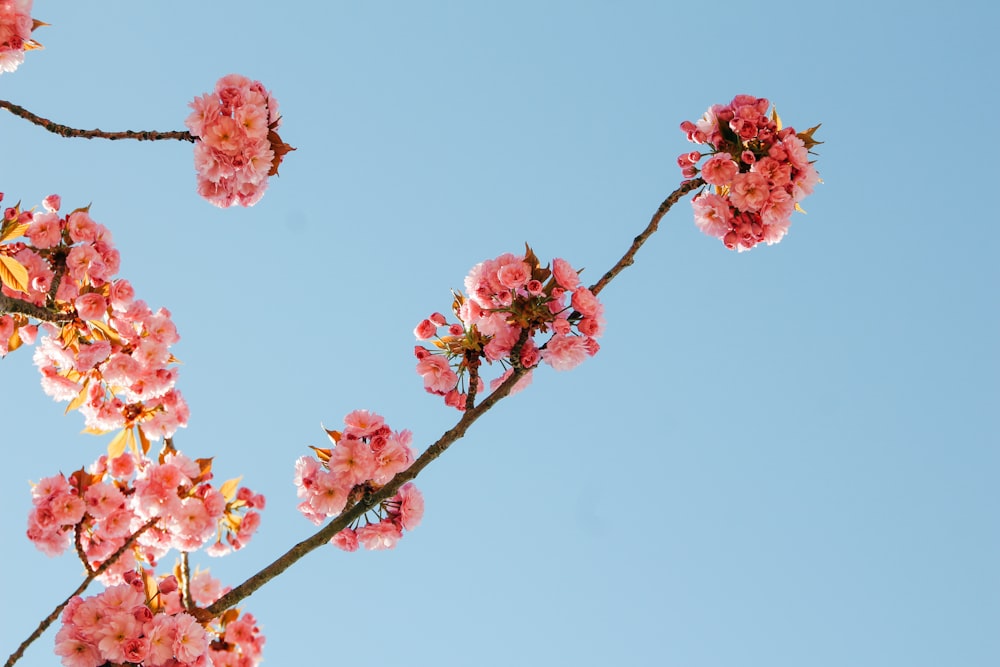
[2,4,820,666]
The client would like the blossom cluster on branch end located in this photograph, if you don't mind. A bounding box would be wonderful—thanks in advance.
[294,410,424,551]
[0,0,44,74]
[27,447,264,582]
[679,94,821,251]
[0,195,189,441]
[56,568,264,667]
[414,246,603,410]
[185,74,295,208]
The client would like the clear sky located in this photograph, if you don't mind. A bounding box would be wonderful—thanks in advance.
[2,2,998,666]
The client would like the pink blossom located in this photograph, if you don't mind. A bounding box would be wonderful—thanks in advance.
[171,612,210,664]
[700,154,740,185]
[187,75,292,208]
[570,287,601,319]
[331,527,359,551]
[417,354,458,395]
[357,520,403,551]
[729,172,770,212]
[342,409,385,437]
[25,212,62,248]
[393,483,424,531]
[329,438,377,487]
[413,318,438,340]
[542,334,593,371]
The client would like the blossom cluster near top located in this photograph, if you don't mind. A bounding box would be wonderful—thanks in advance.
[0,0,43,74]
[414,246,604,409]
[679,94,821,251]
[0,195,189,441]
[55,569,264,667]
[294,410,424,551]
[185,74,295,208]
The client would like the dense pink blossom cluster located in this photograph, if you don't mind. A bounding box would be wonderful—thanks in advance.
[0,195,188,439]
[0,0,41,74]
[26,449,265,581]
[185,74,294,208]
[414,247,603,409]
[679,94,821,251]
[55,569,264,667]
[294,410,424,551]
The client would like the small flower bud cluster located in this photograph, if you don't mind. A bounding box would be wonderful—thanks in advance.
[185,74,294,208]
[0,195,189,439]
[55,568,264,667]
[0,0,42,74]
[414,247,603,409]
[679,94,821,251]
[294,410,424,551]
[27,449,264,582]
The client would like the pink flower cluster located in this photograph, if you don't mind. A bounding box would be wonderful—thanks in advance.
[27,449,265,582]
[0,196,189,439]
[185,74,294,208]
[679,94,821,251]
[414,247,603,409]
[55,569,264,667]
[294,410,424,551]
[0,0,41,74]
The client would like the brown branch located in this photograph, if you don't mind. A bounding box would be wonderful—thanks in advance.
[588,179,703,296]
[0,293,73,322]
[5,518,159,667]
[200,358,532,620]
[200,181,707,617]
[0,99,195,142]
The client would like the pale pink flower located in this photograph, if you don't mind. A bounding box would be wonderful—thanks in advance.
[393,483,424,531]
[189,569,225,606]
[331,527,359,551]
[542,334,593,371]
[729,172,770,212]
[329,438,377,487]
[700,154,740,185]
[308,471,350,516]
[25,211,62,248]
[172,612,210,664]
[357,520,403,551]
[145,614,177,666]
[342,409,385,437]
[417,354,458,395]
[570,287,601,319]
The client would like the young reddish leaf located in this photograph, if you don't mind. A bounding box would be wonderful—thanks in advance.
[126,427,137,454]
[137,426,151,456]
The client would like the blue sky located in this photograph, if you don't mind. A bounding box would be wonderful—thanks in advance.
[2,2,998,666]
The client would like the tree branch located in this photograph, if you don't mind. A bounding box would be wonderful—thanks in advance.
[0,99,195,143]
[589,179,703,296]
[0,293,73,322]
[4,518,159,667]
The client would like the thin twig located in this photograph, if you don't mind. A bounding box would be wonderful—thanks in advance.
[0,99,195,142]
[588,179,703,296]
